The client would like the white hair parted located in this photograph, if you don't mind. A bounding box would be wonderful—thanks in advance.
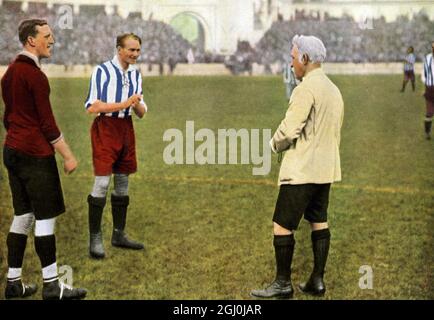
[292,35,326,64]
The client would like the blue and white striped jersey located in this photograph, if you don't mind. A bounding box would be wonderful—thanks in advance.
[85,55,146,118]
[403,53,415,71]
[422,53,434,87]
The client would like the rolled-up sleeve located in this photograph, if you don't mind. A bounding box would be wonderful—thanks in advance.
[137,72,148,112]
[32,73,62,143]
[422,57,427,84]
[85,66,102,109]
[272,85,314,153]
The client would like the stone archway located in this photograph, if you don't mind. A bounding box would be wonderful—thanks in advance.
[169,11,208,51]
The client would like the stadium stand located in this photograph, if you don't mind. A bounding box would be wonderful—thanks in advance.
[0,1,194,65]
[1,1,433,75]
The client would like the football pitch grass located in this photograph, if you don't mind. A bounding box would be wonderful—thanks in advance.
[0,75,433,299]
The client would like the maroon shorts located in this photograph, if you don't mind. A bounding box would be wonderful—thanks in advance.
[91,116,137,176]
[424,86,434,118]
[404,70,415,81]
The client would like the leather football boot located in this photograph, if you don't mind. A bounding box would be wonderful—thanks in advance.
[299,274,326,296]
[42,280,87,300]
[89,232,105,259]
[5,279,38,299]
[111,229,144,250]
[251,279,294,299]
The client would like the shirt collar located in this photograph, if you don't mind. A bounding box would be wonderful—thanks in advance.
[303,67,323,80]
[111,55,136,72]
[19,50,41,68]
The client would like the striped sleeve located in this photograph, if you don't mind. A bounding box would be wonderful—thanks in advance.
[137,72,148,112]
[84,66,104,109]
[422,56,427,84]
[410,54,416,64]
[422,54,434,86]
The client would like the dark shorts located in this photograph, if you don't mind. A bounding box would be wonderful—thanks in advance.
[404,70,415,81]
[91,116,137,176]
[3,146,65,220]
[273,183,331,231]
[424,86,434,118]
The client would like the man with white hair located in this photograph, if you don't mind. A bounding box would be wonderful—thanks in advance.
[251,35,344,299]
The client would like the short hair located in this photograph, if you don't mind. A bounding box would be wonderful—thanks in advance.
[116,33,142,48]
[18,19,48,45]
[292,35,326,64]
[408,46,414,52]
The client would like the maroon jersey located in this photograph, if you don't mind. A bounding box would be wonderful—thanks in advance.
[1,54,61,157]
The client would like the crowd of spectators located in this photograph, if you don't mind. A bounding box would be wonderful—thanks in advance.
[0,2,195,65]
[1,1,433,75]
[254,11,434,66]
[227,11,434,74]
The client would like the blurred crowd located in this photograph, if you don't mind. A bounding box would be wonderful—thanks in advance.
[248,11,434,73]
[1,2,433,75]
[0,2,197,66]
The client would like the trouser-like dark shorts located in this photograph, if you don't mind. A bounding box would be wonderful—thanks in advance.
[273,183,331,231]
[404,70,415,82]
[91,116,137,176]
[424,86,434,118]
[3,146,65,220]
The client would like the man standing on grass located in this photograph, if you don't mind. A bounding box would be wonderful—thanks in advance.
[421,41,434,140]
[85,33,148,259]
[1,19,86,299]
[400,46,416,93]
[251,35,344,299]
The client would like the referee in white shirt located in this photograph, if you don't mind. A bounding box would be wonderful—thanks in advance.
[421,41,434,140]
[84,33,148,259]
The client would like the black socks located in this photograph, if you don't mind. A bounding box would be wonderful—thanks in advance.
[311,229,331,277]
[273,234,295,282]
[88,195,106,234]
[111,194,129,231]
[6,233,27,279]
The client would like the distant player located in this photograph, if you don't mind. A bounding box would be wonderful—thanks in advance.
[401,46,416,92]
[2,19,86,299]
[283,60,299,101]
[421,41,434,140]
[85,33,148,259]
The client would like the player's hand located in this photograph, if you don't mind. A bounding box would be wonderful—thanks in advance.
[128,94,142,107]
[87,100,103,114]
[64,156,78,175]
[132,95,144,109]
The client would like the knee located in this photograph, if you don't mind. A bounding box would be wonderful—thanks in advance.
[91,176,111,198]
[10,213,35,235]
[113,174,129,196]
[310,222,329,231]
[35,218,56,237]
[273,222,293,235]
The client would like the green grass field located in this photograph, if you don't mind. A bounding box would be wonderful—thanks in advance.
[0,75,433,299]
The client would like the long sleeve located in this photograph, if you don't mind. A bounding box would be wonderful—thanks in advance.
[31,73,61,143]
[271,85,314,153]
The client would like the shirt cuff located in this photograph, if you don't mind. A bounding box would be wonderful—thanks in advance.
[140,101,148,113]
[50,132,63,144]
[269,138,277,154]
